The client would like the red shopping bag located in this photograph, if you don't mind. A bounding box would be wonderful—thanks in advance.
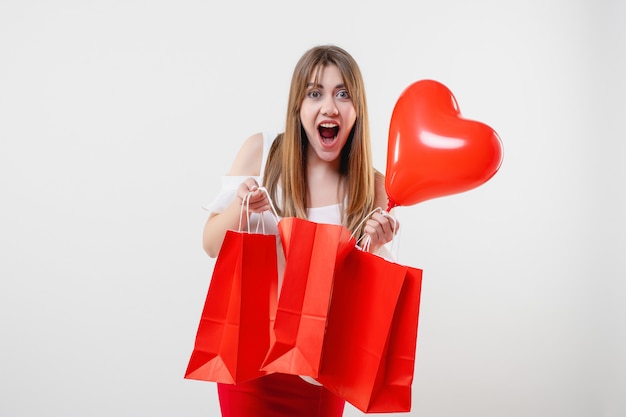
[317,247,423,413]
[261,217,355,377]
[184,228,278,384]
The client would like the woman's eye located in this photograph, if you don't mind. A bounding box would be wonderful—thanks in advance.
[307,90,321,99]
[337,90,350,99]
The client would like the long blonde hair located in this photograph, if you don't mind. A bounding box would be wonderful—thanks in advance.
[263,45,376,238]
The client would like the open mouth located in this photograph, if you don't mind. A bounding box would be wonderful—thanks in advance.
[318,123,339,142]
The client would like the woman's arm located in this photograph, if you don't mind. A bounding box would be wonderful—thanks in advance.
[202,132,268,258]
[362,171,400,254]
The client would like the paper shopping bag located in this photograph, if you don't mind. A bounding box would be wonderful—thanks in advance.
[184,229,278,384]
[261,217,355,377]
[317,247,423,413]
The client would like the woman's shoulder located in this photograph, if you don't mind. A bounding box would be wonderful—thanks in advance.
[227,132,266,176]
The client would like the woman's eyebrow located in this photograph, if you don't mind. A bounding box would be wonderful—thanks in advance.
[305,82,346,89]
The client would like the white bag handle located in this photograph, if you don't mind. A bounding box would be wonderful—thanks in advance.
[238,186,280,234]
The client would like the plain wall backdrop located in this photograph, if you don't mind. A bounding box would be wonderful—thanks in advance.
[1,0,624,416]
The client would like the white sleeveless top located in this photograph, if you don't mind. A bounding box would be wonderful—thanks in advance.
[202,131,344,227]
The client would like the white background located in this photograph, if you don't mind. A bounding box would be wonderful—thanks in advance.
[1,1,624,416]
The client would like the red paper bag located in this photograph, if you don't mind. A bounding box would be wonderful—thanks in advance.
[185,228,278,384]
[317,247,423,413]
[261,217,355,377]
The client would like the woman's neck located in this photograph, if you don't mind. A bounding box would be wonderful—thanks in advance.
[306,160,346,208]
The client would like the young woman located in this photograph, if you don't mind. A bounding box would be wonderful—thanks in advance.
[201,44,397,417]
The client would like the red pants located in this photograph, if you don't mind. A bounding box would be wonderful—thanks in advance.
[217,373,345,417]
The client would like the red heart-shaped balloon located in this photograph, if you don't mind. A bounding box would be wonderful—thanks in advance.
[385,79,503,210]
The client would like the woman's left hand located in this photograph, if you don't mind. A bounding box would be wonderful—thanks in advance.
[362,210,398,253]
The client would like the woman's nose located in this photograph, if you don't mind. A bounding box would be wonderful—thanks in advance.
[321,96,338,116]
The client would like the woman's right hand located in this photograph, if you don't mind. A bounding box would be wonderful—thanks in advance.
[237,178,271,214]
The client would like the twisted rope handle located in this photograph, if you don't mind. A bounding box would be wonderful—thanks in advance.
[237,186,280,233]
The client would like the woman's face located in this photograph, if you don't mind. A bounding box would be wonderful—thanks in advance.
[299,64,357,165]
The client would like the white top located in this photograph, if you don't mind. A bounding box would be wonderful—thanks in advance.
[202,131,344,228]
